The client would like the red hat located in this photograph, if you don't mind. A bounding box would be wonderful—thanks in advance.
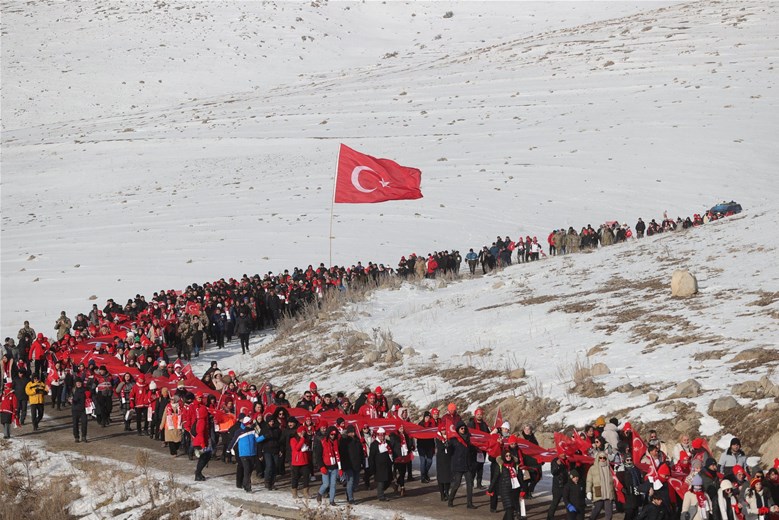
[733,465,745,476]
[137,375,145,384]
[431,408,439,415]
[240,381,249,389]
[228,370,236,377]
[318,420,328,428]
[474,408,483,415]
[297,426,307,435]
[657,465,670,478]
[309,381,317,390]
[367,392,376,400]
[447,403,457,413]
[374,386,383,395]
[623,422,632,432]
[679,451,689,462]
[691,438,704,450]
[37,333,44,340]
[195,392,204,399]
[507,435,519,444]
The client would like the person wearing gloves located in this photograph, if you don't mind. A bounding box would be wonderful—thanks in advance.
[229,415,266,493]
[743,477,778,520]
[315,425,342,506]
[564,469,587,520]
[682,475,714,520]
[586,451,616,520]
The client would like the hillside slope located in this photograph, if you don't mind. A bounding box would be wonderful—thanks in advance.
[3,0,778,332]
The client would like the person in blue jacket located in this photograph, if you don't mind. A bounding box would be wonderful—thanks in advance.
[229,415,265,492]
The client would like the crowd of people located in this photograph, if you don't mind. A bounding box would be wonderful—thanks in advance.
[2,202,764,518]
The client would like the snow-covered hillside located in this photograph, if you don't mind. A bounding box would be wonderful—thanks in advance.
[4,0,778,332]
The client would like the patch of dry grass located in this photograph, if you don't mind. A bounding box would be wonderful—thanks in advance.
[747,291,779,307]
[729,347,779,372]
[708,403,779,458]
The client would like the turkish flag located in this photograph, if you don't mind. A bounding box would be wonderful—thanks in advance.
[335,144,423,203]
[185,302,201,316]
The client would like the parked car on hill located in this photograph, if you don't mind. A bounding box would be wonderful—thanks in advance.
[710,201,742,215]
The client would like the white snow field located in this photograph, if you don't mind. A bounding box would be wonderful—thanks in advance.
[3,0,779,517]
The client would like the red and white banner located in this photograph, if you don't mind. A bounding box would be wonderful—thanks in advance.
[335,144,423,203]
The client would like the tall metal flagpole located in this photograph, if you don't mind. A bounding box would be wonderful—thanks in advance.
[329,145,342,268]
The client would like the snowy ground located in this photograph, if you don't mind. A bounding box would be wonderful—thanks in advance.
[2,0,779,500]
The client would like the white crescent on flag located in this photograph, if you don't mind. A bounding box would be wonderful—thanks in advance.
[351,166,378,193]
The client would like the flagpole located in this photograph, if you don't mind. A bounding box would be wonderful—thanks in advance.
[329,145,341,268]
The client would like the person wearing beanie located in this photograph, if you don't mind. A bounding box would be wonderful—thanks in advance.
[71,377,89,443]
[719,437,747,478]
[718,479,744,520]
[563,469,586,520]
[586,451,616,520]
[290,426,312,499]
[743,476,778,519]
[368,427,393,502]
[700,457,722,508]
[682,474,714,520]
[228,415,266,492]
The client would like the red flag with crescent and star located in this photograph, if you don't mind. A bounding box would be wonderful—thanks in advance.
[335,144,423,203]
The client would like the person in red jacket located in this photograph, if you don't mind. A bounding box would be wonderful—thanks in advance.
[548,231,557,256]
[129,375,151,435]
[191,392,212,481]
[426,255,438,279]
[1,382,19,439]
[290,426,312,498]
[358,393,378,418]
[28,333,49,380]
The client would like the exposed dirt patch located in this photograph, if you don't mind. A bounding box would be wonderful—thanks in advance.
[729,347,779,372]
[692,349,728,362]
[708,403,779,458]
[748,291,779,307]
[551,300,597,314]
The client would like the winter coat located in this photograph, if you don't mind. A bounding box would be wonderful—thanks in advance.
[495,460,526,509]
[718,449,747,476]
[638,502,668,520]
[259,422,281,455]
[682,491,715,520]
[339,435,363,472]
[160,402,183,443]
[551,458,571,490]
[448,431,477,474]
[602,423,620,450]
[230,423,265,457]
[563,479,587,514]
[291,435,311,467]
[368,439,394,483]
[71,386,87,414]
[235,315,252,335]
[435,436,453,483]
[190,403,210,448]
[743,488,775,520]
[586,461,616,501]
[129,383,151,408]
[25,380,48,405]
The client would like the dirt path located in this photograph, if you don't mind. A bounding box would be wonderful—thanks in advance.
[10,403,608,520]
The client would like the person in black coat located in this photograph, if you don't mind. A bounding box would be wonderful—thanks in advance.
[417,412,436,483]
[279,416,298,477]
[548,453,573,520]
[12,370,30,426]
[71,378,88,443]
[339,424,362,504]
[563,469,586,520]
[618,455,645,520]
[447,420,477,509]
[637,494,667,520]
[468,410,491,489]
[259,416,282,489]
[368,427,394,501]
[493,450,526,520]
